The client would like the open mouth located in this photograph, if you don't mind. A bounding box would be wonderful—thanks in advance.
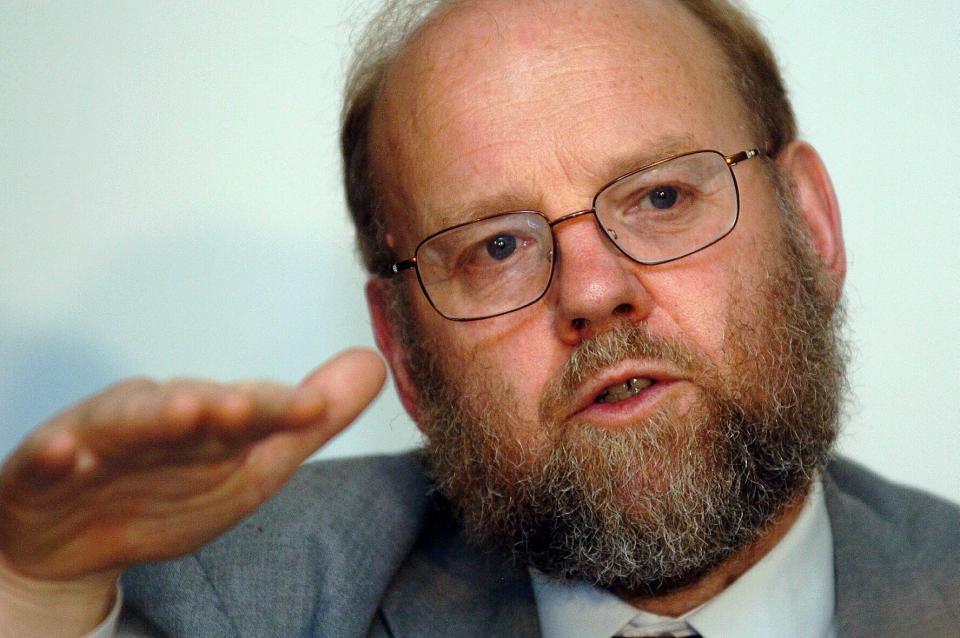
[595,377,654,404]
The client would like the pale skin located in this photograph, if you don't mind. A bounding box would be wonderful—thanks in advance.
[1,0,847,634]
[0,349,385,637]
[366,0,845,617]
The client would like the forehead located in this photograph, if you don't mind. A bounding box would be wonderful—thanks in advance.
[370,0,750,244]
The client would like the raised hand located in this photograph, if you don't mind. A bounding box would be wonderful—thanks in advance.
[0,348,386,635]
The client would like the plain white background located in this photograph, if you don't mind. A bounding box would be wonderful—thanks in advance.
[1,1,957,503]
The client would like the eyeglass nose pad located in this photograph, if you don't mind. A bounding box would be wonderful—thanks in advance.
[549,208,626,258]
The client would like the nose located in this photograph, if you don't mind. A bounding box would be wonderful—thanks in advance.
[548,210,654,344]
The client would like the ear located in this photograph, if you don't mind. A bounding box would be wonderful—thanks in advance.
[774,141,846,292]
[365,278,423,424]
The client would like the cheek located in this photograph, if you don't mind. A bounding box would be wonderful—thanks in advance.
[645,195,787,361]
[643,261,737,361]
[430,308,566,422]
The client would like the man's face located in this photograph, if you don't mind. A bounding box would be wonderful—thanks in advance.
[368,0,844,593]
[373,0,788,432]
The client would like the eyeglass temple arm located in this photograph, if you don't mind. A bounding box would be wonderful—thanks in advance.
[385,257,417,278]
[726,148,764,166]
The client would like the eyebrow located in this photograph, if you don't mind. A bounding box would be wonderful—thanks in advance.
[429,133,700,230]
[600,133,697,184]
[433,193,534,230]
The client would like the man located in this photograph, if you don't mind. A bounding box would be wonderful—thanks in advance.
[1,0,957,636]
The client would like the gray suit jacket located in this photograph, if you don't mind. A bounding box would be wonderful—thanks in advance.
[121,454,960,637]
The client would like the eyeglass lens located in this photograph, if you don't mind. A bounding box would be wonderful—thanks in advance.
[416,211,554,320]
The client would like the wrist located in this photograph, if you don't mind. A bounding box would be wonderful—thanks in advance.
[0,558,119,638]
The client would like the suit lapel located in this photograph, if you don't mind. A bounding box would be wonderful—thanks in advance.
[823,466,955,638]
[124,555,240,638]
[126,455,436,638]
[379,504,541,638]
[195,457,434,638]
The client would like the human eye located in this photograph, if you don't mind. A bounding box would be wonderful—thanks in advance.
[457,230,535,274]
[483,233,519,261]
[643,185,680,210]
[621,182,698,221]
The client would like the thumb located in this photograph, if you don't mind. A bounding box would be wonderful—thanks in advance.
[299,348,387,432]
[241,348,387,487]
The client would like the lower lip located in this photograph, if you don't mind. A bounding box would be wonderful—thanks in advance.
[573,380,682,427]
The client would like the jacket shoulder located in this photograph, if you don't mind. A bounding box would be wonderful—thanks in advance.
[123,452,434,638]
[263,452,432,528]
[825,457,960,636]
[826,456,960,553]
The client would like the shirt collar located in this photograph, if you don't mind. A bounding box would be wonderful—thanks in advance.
[531,478,835,638]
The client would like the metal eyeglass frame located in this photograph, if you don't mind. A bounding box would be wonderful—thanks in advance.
[387,147,764,321]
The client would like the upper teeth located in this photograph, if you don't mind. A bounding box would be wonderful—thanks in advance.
[596,377,653,404]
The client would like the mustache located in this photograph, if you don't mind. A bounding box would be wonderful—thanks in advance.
[538,322,709,425]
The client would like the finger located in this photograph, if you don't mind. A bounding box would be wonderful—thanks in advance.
[223,381,324,432]
[298,347,387,433]
[72,379,308,468]
[243,348,387,479]
[0,375,149,489]
[80,379,213,453]
[0,428,78,493]
[0,379,159,496]
[94,382,268,464]
[128,380,320,455]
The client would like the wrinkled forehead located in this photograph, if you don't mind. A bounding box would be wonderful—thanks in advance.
[368,0,749,248]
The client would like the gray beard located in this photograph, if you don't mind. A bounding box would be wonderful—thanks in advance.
[399,191,847,596]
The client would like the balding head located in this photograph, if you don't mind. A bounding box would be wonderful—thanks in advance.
[342,0,795,275]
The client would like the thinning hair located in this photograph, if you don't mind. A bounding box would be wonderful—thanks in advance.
[340,0,797,276]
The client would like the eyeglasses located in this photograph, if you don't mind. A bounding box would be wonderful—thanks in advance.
[389,148,762,321]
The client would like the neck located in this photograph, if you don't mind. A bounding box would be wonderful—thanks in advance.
[615,486,809,617]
